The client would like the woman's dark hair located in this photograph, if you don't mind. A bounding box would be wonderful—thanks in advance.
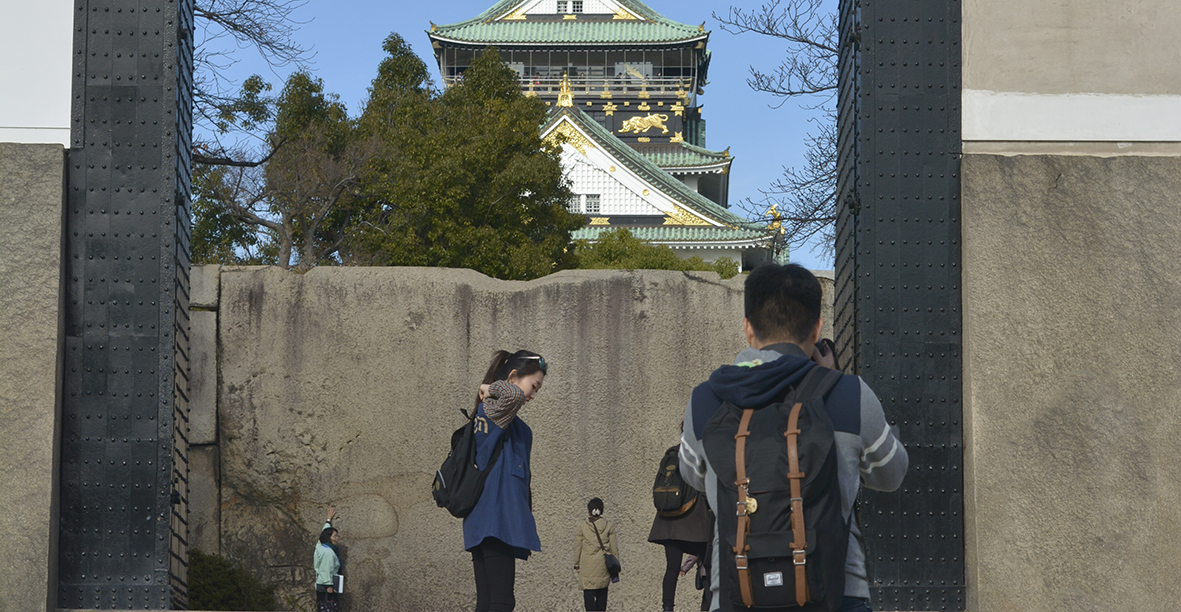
[476,349,547,409]
[319,527,338,545]
[588,497,604,516]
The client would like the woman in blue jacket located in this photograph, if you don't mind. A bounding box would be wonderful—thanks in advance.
[464,350,547,612]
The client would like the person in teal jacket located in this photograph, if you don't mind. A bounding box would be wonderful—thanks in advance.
[314,506,341,611]
[462,350,547,612]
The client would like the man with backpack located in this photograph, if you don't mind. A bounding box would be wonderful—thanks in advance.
[679,264,908,612]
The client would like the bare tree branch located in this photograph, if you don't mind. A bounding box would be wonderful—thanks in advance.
[719,0,838,257]
[192,0,313,163]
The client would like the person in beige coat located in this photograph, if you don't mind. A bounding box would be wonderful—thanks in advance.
[573,498,618,611]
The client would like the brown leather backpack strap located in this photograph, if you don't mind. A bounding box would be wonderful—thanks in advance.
[785,401,809,607]
[733,408,755,608]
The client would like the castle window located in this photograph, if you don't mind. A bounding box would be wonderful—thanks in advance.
[556,0,568,12]
[585,194,601,215]
[572,0,583,12]
[568,195,582,213]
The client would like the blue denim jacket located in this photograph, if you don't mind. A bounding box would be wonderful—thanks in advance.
[461,402,541,557]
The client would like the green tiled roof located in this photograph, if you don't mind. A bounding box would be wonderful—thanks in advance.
[572,225,773,243]
[429,0,707,45]
[638,142,731,169]
[544,106,752,227]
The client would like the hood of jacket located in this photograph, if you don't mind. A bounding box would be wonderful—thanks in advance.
[706,342,817,408]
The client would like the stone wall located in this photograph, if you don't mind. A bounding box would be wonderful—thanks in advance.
[187,265,833,611]
[0,142,65,611]
[962,154,1181,611]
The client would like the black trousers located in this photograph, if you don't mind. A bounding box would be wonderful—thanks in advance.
[471,538,517,612]
[662,541,710,611]
[583,587,608,611]
[315,588,338,611]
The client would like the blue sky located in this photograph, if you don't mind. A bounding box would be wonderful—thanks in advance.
[203,0,836,270]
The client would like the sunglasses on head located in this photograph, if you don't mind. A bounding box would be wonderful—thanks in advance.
[521,355,547,374]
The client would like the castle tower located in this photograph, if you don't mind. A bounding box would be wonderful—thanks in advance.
[428,0,780,269]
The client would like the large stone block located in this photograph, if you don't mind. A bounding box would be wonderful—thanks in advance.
[191,264,221,309]
[0,142,65,612]
[215,266,753,611]
[962,154,1181,611]
[189,310,218,445]
[188,445,221,556]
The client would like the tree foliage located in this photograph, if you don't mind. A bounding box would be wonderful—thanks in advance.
[187,548,279,611]
[575,229,740,279]
[716,0,838,255]
[193,37,583,279]
[347,44,583,279]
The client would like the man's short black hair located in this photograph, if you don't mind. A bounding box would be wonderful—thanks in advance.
[744,263,822,344]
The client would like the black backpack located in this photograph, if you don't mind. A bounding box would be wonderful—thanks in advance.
[701,367,847,611]
[432,411,507,519]
[652,445,699,517]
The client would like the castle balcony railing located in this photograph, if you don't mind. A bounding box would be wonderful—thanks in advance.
[443,74,695,99]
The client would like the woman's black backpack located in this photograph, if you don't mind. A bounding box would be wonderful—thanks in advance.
[652,445,699,517]
[432,412,507,518]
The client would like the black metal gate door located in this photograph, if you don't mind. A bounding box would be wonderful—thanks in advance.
[58,0,194,608]
[835,0,964,609]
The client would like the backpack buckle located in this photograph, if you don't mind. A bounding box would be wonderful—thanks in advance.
[736,500,748,516]
[793,550,807,565]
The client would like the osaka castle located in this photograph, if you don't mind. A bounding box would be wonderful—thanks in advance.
[427,0,783,270]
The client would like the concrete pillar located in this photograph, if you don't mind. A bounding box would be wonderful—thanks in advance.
[0,142,66,612]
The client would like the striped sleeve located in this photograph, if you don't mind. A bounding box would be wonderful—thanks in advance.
[482,380,526,429]
[857,378,908,492]
[679,399,708,492]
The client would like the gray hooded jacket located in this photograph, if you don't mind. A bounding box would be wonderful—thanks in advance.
[679,343,908,610]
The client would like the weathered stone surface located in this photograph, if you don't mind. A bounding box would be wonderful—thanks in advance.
[191,264,221,309]
[962,154,1181,611]
[816,271,834,342]
[189,310,218,445]
[216,266,758,611]
[189,445,221,556]
[0,142,64,612]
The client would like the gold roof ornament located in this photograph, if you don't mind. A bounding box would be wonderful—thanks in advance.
[603,101,618,116]
[431,22,437,31]
[767,204,785,235]
[670,131,684,143]
[557,73,574,108]
[723,147,731,158]
[619,113,670,135]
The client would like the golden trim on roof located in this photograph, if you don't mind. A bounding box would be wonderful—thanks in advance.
[612,7,639,20]
[663,205,713,226]
[589,217,611,225]
[547,120,594,155]
[670,131,684,143]
[501,7,527,20]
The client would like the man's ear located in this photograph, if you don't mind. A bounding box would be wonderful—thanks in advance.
[808,318,824,346]
[744,318,759,349]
